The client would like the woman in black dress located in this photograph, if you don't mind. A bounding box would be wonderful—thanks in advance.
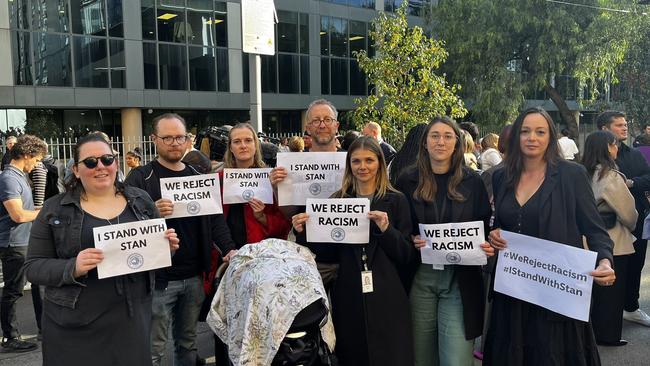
[484,107,616,365]
[24,134,179,366]
[292,136,416,366]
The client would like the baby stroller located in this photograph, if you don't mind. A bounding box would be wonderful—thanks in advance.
[207,239,336,366]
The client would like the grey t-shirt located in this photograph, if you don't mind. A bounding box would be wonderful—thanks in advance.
[0,165,34,247]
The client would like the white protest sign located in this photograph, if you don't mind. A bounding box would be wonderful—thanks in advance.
[276,152,347,206]
[418,221,487,265]
[222,168,273,204]
[241,0,276,55]
[94,219,171,279]
[160,174,222,219]
[305,198,370,244]
[494,230,597,322]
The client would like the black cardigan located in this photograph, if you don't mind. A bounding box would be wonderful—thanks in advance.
[395,166,491,340]
[492,160,614,265]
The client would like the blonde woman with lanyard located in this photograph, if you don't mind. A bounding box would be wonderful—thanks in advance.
[292,136,416,366]
[395,116,494,366]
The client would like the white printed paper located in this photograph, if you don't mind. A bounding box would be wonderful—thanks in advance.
[305,198,370,244]
[222,168,273,204]
[418,221,487,265]
[160,174,223,218]
[494,230,597,322]
[276,152,347,206]
[94,219,171,279]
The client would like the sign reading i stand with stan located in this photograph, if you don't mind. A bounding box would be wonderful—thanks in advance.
[241,0,277,55]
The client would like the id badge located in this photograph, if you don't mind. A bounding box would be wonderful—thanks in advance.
[361,270,374,293]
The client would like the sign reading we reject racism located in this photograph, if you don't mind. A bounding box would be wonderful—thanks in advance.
[160,174,223,219]
[306,198,370,244]
[418,221,487,266]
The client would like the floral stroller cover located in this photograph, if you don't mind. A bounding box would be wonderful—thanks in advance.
[207,238,336,366]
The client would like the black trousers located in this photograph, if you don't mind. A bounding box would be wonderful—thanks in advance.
[592,255,628,343]
[0,246,27,339]
[624,238,648,312]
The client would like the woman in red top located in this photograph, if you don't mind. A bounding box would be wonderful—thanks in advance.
[220,122,291,247]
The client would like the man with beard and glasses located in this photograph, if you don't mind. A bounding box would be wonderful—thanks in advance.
[125,113,236,366]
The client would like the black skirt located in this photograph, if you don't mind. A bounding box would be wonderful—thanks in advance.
[483,292,601,366]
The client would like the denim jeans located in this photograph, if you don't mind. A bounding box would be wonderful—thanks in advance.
[150,276,205,366]
[410,264,474,366]
[0,245,27,339]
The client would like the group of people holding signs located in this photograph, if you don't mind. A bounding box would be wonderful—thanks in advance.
[21,99,627,366]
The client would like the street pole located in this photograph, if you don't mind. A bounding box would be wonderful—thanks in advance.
[249,54,263,134]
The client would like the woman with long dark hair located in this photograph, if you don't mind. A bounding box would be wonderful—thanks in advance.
[24,134,179,366]
[484,107,615,365]
[582,130,637,347]
[388,123,428,185]
[396,116,493,366]
[292,136,416,366]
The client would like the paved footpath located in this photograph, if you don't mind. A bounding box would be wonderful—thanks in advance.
[2,253,649,366]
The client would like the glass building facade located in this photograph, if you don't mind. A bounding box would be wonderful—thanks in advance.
[1,0,432,136]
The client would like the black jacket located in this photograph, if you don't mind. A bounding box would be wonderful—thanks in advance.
[380,141,396,164]
[24,186,158,309]
[296,191,416,366]
[395,166,491,340]
[125,161,235,289]
[493,160,614,266]
[615,142,650,237]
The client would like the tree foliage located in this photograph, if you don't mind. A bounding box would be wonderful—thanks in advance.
[353,1,467,147]
[433,0,641,137]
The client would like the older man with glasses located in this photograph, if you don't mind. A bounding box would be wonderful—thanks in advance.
[125,113,236,366]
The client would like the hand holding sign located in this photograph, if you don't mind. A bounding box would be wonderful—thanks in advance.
[74,248,105,278]
[591,259,615,286]
[156,198,175,217]
[165,228,180,252]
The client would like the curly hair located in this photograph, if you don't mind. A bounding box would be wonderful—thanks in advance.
[10,135,48,160]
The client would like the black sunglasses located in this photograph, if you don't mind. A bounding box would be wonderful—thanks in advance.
[77,154,116,169]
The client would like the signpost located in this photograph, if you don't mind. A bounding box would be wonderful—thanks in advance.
[241,0,277,133]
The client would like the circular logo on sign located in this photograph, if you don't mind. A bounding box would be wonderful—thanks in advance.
[309,183,322,195]
[242,189,255,201]
[187,201,201,215]
[446,252,461,264]
[331,227,345,242]
[127,253,144,269]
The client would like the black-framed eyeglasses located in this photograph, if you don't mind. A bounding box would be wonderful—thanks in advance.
[154,134,188,145]
[309,117,336,126]
[77,154,116,169]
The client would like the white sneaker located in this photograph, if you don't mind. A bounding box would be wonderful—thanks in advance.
[623,309,650,327]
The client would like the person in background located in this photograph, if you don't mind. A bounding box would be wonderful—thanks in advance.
[479,133,502,171]
[287,136,304,152]
[279,137,290,152]
[1,136,18,171]
[292,137,416,365]
[24,133,179,365]
[0,135,47,352]
[461,130,479,170]
[363,122,397,163]
[460,121,481,158]
[342,130,361,151]
[485,107,615,365]
[582,130,637,347]
[302,131,313,152]
[125,148,143,170]
[125,113,237,366]
[633,122,650,147]
[396,117,494,366]
[558,128,580,160]
[388,124,428,185]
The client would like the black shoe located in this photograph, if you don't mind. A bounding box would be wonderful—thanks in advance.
[597,339,628,347]
[1,338,38,353]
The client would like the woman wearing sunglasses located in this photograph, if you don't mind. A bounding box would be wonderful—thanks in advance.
[24,133,179,366]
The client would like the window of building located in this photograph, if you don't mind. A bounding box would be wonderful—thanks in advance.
[9,0,30,30]
[70,0,107,36]
[216,48,229,91]
[107,0,124,37]
[143,42,159,89]
[321,16,369,96]
[110,40,126,88]
[34,33,72,86]
[214,1,228,47]
[142,0,157,40]
[320,0,375,9]
[278,54,299,94]
[385,0,431,16]
[32,0,70,33]
[74,36,108,87]
[189,46,216,91]
[11,31,32,86]
[157,0,186,43]
[159,43,188,90]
